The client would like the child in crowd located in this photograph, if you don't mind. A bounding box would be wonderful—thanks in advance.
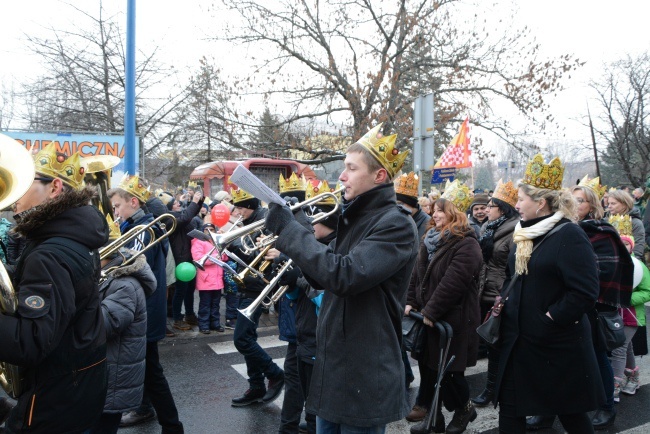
[614,234,650,399]
[191,224,226,334]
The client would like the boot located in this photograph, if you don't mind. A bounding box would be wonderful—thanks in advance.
[621,367,639,395]
[410,411,445,434]
[231,388,266,407]
[525,415,555,431]
[591,408,616,430]
[471,352,497,407]
[406,405,427,422]
[445,401,477,434]
[613,377,626,402]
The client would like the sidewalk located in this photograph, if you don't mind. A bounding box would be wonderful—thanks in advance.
[163,291,280,343]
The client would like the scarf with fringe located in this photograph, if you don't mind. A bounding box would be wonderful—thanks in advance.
[512,211,563,274]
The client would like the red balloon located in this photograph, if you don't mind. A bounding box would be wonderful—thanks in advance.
[211,203,231,227]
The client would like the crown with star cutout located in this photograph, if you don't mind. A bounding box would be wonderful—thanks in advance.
[279,172,306,195]
[33,143,86,190]
[117,174,151,203]
[355,123,408,179]
[523,154,564,190]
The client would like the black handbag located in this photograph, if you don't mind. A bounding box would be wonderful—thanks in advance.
[402,315,426,357]
[596,310,626,352]
[476,223,569,346]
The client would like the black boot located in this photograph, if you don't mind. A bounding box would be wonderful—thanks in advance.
[472,346,498,407]
[525,415,555,431]
[445,401,477,434]
[231,388,266,407]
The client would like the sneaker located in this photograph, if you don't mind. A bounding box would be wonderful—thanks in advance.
[184,313,199,326]
[231,388,266,407]
[406,405,427,422]
[622,367,640,395]
[200,329,211,334]
[225,319,236,330]
[119,410,156,427]
[173,320,191,331]
[211,325,225,332]
[263,371,285,403]
[613,377,626,402]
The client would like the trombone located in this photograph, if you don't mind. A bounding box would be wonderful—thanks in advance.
[238,259,294,322]
[99,213,177,277]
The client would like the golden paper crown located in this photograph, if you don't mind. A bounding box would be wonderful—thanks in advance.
[356,123,408,179]
[492,179,518,208]
[608,187,617,193]
[609,214,633,237]
[441,180,472,212]
[522,154,564,190]
[187,181,198,189]
[33,143,85,190]
[578,175,607,199]
[105,213,121,241]
[306,180,340,206]
[279,172,306,194]
[231,187,255,205]
[118,174,151,203]
[394,172,419,198]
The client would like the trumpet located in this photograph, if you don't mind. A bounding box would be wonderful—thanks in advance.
[100,213,177,277]
[238,259,293,322]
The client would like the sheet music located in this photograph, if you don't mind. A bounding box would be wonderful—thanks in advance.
[207,256,238,276]
[230,164,285,206]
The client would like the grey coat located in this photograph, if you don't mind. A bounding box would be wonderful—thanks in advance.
[100,254,156,413]
[275,183,418,427]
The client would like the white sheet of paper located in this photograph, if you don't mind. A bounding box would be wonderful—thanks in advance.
[230,164,285,206]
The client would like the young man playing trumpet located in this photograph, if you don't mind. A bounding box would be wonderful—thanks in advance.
[266,124,419,433]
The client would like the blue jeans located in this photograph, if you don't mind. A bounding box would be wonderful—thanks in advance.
[198,290,222,330]
[233,295,282,389]
[184,277,196,316]
[316,417,386,434]
[225,291,238,321]
[595,348,615,410]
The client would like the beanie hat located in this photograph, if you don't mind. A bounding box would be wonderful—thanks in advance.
[470,193,489,210]
[620,235,635,249]
[395,193,418,208]
[234,197,260,210]
[214,191,231,202]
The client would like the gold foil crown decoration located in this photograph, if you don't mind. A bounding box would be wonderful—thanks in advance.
[356,123,408,179]
[231,187,255,205]
[578,175,607,199]
[305,180,340,206]
[279,173,306,194]
[394,172,419,198]
[609,214,633,237]
[522,154,564,190]
[187,181,198,189]
[105,213,121,241]
[492,179,518,208]
[441,180,472,212]
[118,174,151,203]
[33,143,85,190]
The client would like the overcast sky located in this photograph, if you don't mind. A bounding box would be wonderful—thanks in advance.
[1,0,649,155]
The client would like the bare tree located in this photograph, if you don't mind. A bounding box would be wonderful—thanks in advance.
[216,0,582,163]
[589,53,650,187]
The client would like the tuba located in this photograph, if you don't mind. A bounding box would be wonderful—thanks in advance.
[0,133,37,398]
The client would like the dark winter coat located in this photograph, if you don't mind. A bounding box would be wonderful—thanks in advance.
[275,183,418,427]
[407,229,482,372]
[100,254,156,413]
[412,208,431,239]
[231,207,269,295]
[478,216,518,305]
[628,208,646,260]
[2,187,108,433]
[121,208,168,342]
[166,201,201,263]
[494,218,604,416]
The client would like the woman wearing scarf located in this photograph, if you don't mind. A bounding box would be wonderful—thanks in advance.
[405,180,482,434]
[471,180,519,407]
[495,155,604,434]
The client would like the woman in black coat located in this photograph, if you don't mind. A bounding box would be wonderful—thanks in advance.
[406,198,482,434]
[495,180,604,433]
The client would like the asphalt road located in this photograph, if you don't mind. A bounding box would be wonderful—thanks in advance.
[116,309,650,434]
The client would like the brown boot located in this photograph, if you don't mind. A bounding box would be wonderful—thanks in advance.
[406,405,427,422]
[445,401,477,434]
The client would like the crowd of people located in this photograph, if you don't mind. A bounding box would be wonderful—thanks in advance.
[0,127,649,434]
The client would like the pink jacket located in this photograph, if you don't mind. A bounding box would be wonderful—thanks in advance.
[191,238,225,291]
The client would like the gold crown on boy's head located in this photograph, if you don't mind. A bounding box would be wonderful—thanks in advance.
[187,181,198,189]
[231,187,255,205]
[355,123,408,179]
[523,154,564,190]
[105,213,121,241]
[306,180,340,206]
[394,172,419,198]
[118,174,151,203]
[441,179,472,212]
[609,214,633,237]
[279,173,306,194]
[492,179,518,208]
[578,175,607,199]
[33,143,85,190]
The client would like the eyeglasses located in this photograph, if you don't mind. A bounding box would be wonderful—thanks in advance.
[34,177,54,183]
[486,204,498,209]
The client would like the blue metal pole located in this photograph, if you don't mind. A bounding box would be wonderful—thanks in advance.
[124,0,137,174]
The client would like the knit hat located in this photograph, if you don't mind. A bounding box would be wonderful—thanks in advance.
[620,235,635,249]
[214,191,231,203]
[395,193,418,208]
[470,194,489,210]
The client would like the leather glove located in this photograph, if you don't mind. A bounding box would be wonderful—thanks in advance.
[265,203,295,236]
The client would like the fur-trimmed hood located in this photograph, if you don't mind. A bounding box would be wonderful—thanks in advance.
[101,253,157,298]
[13,185,109,250]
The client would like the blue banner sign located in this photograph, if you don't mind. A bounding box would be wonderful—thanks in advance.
[431,168,456,184]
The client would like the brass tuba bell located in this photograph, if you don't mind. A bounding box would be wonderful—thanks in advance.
[0,133,35,398]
